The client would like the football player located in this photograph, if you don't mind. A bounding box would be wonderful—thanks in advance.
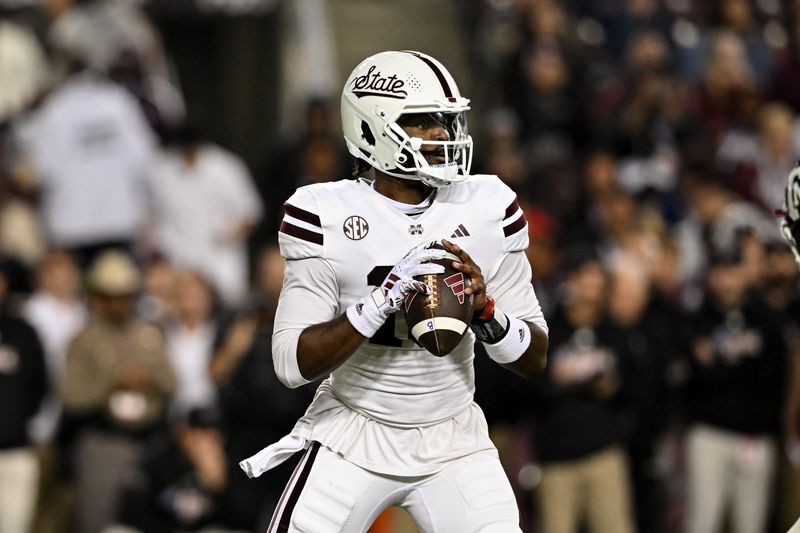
[241,51,549,532]
[778,164,800,533]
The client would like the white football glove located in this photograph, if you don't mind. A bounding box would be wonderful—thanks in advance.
[346,241,447,338]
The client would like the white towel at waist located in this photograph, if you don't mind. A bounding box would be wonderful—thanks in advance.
[239,434,308,479]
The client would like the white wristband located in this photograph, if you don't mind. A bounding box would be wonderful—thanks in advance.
[345,288,388,338]
[483,314,531,365]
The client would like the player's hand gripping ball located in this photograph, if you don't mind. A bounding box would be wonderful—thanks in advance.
[404,242,474,356]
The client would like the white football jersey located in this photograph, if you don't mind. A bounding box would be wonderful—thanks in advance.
[271,174,546,475]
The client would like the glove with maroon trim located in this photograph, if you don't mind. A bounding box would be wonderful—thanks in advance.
[346,241,446,338]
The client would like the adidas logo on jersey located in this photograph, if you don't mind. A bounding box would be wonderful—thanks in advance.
[450,224,470,238]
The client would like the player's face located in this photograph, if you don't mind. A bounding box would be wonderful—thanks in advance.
[96,293,135,323]
[398,112,453,165]
[567,262,607,308]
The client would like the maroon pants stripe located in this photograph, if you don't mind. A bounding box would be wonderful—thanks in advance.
[268,441,321,532]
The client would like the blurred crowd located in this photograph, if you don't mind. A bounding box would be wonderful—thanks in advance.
[1,0,800,532]
[468,1,800,533]
[0,1,312,533]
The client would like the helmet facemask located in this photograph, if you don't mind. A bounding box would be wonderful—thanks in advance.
[384,111,473,188]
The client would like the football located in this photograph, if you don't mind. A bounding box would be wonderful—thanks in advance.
[404,245,474,356]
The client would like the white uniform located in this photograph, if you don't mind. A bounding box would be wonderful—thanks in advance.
[243,175,547,532]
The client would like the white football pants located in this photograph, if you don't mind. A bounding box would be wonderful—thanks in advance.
[267,442,522,532]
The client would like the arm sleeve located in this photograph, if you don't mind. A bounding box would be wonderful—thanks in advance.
[485,251,548,335]
[272,256,339,388]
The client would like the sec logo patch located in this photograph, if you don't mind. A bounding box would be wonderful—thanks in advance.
[343,215,369,240]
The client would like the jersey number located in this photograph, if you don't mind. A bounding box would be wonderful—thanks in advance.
[367,266,405,347]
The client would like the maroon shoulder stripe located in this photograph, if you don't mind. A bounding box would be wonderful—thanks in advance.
[277,442,321,530]
[280,220,323,245]
[503,215,527,237]
[284,202,321,227]
[405,51,453,99]
[504,197,520,220]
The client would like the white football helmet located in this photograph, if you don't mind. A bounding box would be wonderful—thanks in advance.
[779,163,800,266]
[341,50,473,188]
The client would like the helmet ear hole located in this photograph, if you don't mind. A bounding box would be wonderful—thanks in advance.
[361,121,376,147]
[397,148,415,166]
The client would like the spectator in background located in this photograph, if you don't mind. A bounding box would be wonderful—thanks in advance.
[763,241,800,531]
[0,12,49,280]
[261,98,348,235]
[22,250,86,533]
[0,257,47,533]
[62,250,175,533]
[23,250,87,445]
[713,0,774,84]
[599,0,672,60]
[607,253,685,533]
[684,248,786,533]
[138,254,178,326]
[147,124,263,307]
[15,62,157,269]
[480,108,528,190]
[513,43,584,165]
[115,406,234,533]
[594,187,665,273]
[561,149,620,245]
[768,1,800,112]
[0,14,48,125]
[165,270,222,421]
[210,245,314,531]
[717,101,800,211]
[522,204,560,317]
[609,31,700,198]
[696,30,760,145]
[528,245,635,533]
[45,0,185,131]
[678,170,778,289]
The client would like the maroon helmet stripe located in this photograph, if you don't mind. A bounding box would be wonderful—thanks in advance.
[275,442,321,530]
[405,51,453,98]
[284,202,321,227]
[280,220,323,245]
[503,215,527,237]
[504,197,520,220]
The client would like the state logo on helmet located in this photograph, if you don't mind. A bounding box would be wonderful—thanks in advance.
[779,163,800,266]
[341,50,473,188]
